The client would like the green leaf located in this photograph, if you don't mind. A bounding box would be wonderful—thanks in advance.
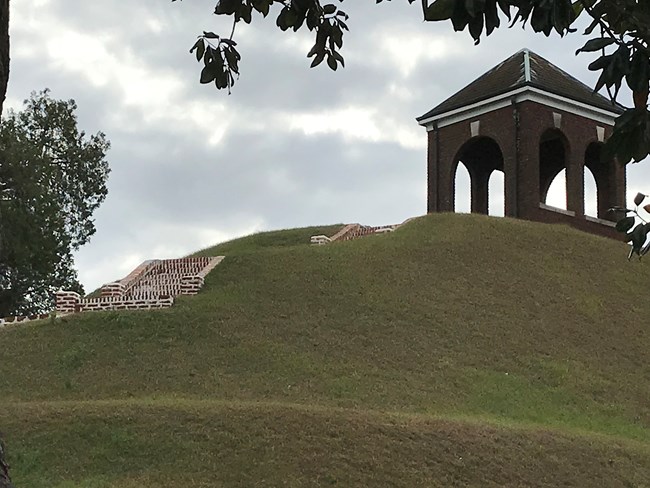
[326,53,338,71]
[195,41,205,62]
[576,37,616,54]
[627,50,650,92]
[530,5,552,35]
[332,50,345,67]
[310,52,325,68]
[200,63,218,84]
[572,0,584,17]
[615,216,635,233]
[189,39,201,54]
[424,0,455,21]
[465,0,486,18]
[626,222,648,258]
[468,13,484,43]
[587,55,615,74]
[485,0,501,36]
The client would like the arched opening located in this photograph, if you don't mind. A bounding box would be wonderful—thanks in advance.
[489,170,505,216]
[539,129,569,208]
[584,142,616,220]
[546,169,567,210]
[454,162,471,213]
[454,136,505,215]
[584,166,598,218]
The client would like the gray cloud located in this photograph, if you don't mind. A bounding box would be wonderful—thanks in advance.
[6,1,649,292]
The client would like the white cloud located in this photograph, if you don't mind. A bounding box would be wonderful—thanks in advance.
[283,107,424,150]
[377,33,461,78]
[8,0,650,295]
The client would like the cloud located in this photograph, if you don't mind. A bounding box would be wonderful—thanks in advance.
[6,0,649,293]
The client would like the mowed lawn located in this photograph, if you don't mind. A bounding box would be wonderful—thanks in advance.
[1,214,649,486]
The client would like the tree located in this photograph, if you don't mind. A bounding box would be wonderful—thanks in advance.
[0,89,110,317]
[174,0,650,163]
[0,434,13,488]
[0,0,8,115]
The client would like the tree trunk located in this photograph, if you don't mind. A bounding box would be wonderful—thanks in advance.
[0,0,9,484]
[0,0,9,115]
[0,435,14,488]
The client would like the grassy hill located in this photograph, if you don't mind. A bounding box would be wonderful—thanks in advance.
[1,214,649,487]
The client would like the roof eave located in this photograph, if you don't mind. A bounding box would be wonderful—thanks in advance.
[416,86,623,130]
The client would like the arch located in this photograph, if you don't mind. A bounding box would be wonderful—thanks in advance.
[546,169,568,210]
[539,129,570,205]
[584,166,598,218]
[453,161,471,213]
[489,169,505,216]
[453,136,505,215]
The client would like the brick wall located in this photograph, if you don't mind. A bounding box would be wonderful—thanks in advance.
[0,313,51,328]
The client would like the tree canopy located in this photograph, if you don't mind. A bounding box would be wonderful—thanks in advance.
[0,90,110,317]
[175,0,650,164]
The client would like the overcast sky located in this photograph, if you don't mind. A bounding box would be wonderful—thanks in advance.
[6,1,649,292]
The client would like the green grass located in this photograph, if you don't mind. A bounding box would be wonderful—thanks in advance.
[1,213,650,486]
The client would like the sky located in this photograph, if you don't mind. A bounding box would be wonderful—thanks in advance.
[6,0,649,293]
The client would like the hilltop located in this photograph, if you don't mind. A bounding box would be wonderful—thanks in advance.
[1,214,649,487]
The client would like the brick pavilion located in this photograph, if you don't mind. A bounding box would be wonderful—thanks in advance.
[416,48,626,238]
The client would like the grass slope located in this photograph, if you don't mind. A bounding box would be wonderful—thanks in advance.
[1,214,649,486]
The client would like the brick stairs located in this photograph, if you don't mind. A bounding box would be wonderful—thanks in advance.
[310,221,406,245]
[55,256,224,314]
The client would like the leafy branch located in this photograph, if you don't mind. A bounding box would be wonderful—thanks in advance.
[612,192,650,260]
[173,0,650,164]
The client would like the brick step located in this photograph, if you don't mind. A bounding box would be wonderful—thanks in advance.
[56,256,225,315]
[137,275,194,284]
[160,257,211,264]
[313,223,399,244]
[127,287,183,297]
[78,296,174,312]
[152,264,205,271]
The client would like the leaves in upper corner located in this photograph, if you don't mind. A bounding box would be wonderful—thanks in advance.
[423,0,455,21]
[423,0,507,43]
[191,36,241,93]
[422,0,579,44]
[303,3,348,72]
[510,0,577,37]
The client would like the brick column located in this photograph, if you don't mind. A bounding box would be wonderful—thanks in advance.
[470,167,490,215]
[566,150,585,218]
[427,128,439,213]
[101,282,125,297]
[597,158,626,221]
[180,276,204,295]
[55,291,81,313]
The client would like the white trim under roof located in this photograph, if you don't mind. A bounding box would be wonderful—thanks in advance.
[418,85,621,130]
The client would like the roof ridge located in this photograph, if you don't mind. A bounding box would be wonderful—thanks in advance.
[523,49,531,83]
